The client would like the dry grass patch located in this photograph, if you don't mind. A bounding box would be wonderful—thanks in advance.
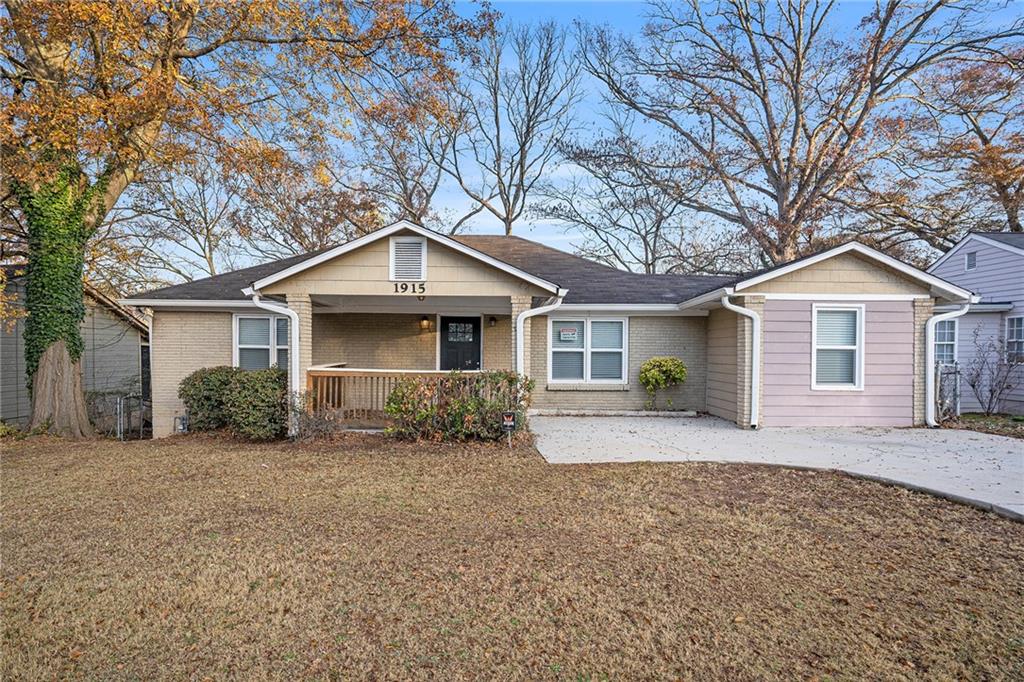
[948,413,1024,440]
[3,434,1023,680]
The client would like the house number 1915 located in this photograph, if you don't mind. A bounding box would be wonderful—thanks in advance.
[393,282,426,294]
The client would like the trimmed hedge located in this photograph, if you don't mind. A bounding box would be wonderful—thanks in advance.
[178,366,240,430]
[179,366,287,440]
[385,370,534,441]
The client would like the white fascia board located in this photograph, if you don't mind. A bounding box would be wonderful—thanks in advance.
[929,233,1024,272]
[120,298,259,308]
[935,302,1013,313]
[731,242,974,302]
[248,220,560,294]
[677,287,733,310]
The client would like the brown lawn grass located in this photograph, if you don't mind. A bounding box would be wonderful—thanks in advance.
[3,434,1023,680]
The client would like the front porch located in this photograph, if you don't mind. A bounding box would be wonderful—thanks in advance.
[291,294,531,421]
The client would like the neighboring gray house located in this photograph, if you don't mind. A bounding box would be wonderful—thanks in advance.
[927,232,1024,415]
[1,264,150,431]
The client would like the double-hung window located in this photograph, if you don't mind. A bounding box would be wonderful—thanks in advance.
[934,319,957,365]
[1007,317,1024,363]
[235,315,290,372]
[549,318,627,383]
[812,305,864,390]
[965,251,977,271]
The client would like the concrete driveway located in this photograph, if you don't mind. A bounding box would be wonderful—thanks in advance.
[531,416,1024,520]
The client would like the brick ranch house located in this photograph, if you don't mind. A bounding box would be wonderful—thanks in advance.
[122,221,976,438]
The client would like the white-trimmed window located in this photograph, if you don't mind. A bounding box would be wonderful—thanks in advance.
[934,319,957,365]
[549,318,627,383]
[234,315,289,371]
[389,236,427,281]
[812,305,864,390]
[1007,317,1024,362]
[965,251,977,271]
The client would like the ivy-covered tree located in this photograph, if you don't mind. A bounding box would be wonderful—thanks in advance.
[1,0,485,437]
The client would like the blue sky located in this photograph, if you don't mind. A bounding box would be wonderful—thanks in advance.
[444,0,1024,251]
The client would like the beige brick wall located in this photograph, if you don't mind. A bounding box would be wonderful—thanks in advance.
[287,293,313,374]
[528,315,707,411]
[913,298,934,425]
[151,311,232,438]
[705,307,738,422]
[311,313,513,370]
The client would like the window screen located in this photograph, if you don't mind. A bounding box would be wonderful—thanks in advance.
[236,316,288,372]
[1008,317,1024,362]
[590,321,624,380]
[551,321,585,380]
[814,308,860,387]
[934,319,956,364]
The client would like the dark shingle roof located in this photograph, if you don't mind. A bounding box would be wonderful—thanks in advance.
[131,248,334,301]
[129,233,732,305]
[974,231,1024,249]
[452,235,730,304]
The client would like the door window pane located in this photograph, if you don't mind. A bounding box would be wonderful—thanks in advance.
[447,322,474,342]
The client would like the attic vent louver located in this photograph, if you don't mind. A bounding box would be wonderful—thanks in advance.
[390,236,426,281]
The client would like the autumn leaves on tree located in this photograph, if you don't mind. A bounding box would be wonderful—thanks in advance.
[0,0,486,436]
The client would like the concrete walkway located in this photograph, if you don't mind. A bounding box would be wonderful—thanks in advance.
[531,416,1024,520]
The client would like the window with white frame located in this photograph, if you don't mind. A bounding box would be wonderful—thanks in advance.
[390,236,426,281]
[812,306,863,389]
[549,318,627,383]
[934,319,957,365]
[965,251,977,271]
[235,315,290,372]
[1008,317,1024,363]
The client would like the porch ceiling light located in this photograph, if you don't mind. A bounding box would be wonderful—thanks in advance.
[419,315,430,331]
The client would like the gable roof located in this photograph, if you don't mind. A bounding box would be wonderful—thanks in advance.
[927,231,1024,272]
[2,263,149,335]
[246,221,561,296]
[679,241,974,307]
[122,231,973,309]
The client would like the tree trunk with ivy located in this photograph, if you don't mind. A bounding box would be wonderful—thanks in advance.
[14,167,103,438]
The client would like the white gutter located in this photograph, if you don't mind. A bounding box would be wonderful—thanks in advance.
[515,290,567,375]
[721,293,761,429]
[248,291,302,434]
[925,301,973,427]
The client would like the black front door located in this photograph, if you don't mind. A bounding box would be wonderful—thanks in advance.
[440,316,482,371]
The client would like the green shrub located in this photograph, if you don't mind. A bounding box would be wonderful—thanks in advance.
[178,366,240,431]
[223,368,288,440]
[384,370,534,441]
[638,357,688,410]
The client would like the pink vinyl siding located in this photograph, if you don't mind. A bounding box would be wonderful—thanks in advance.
[761,300,915,426]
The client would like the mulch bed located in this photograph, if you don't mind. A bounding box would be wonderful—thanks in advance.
[3,433,1023,680]
[946,413,1024,440]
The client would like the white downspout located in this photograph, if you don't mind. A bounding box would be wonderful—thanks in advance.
[721,293,761,429]
[515,292,566,376]
[925,302,971,427]
[249,291,302,435]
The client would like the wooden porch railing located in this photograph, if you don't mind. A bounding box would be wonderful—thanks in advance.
[306,368,444,420]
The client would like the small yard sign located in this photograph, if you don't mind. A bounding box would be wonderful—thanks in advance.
[501,411,516,432]
[559,327,578,342]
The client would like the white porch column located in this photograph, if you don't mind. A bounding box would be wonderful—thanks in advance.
[286,293,313,386]
[511,295,533,374]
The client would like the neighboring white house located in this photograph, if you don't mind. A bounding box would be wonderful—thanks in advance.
[927,232,1024,415]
